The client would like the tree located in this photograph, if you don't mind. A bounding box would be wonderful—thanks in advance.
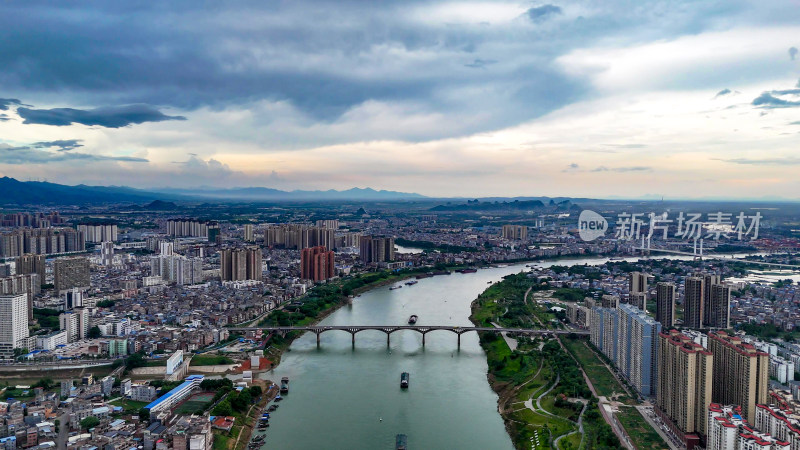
[80,417,100,430]
[138,408,150,421]
[87,326,102,339]
[34,378,54,390]
[212,400,233,416]
[249,385,262,398]
[125,353,147,370]
[230,390,251,412]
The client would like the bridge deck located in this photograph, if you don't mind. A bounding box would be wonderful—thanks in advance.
[227,325,588,335]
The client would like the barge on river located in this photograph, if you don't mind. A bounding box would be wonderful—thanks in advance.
[280,377,289,393]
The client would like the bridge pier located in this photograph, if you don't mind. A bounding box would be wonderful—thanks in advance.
[316,331,321,347]
[457,333,461,349]
[352,332,356,347]
[387,332,390,347]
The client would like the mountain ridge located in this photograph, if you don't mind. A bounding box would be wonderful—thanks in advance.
[0,177,426,205]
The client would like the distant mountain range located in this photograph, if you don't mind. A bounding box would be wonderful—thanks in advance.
[0,177,164,205]
[0,177,426,205]
[429,199,580,212]
[159,186,426,201]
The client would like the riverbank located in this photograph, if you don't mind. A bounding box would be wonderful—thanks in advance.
[259,263,503,367]
[469,272,621,449]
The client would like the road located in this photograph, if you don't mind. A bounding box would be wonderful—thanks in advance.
[524,287,635,450]
[56,412,69,449]
[636,404,685,450]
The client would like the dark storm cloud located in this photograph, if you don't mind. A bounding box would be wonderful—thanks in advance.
[0,144,148,164]
[525,5,563,23]
[32,139,84,151]
[0,114,9,122]
[790,47,798,60]
[714,88,732,97]
[16,105,186,128]
[0,98,21,110]
[0,1,787,142]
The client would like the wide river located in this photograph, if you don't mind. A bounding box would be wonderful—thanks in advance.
[256,253,783,449]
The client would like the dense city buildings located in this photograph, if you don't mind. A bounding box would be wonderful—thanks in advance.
[316,219,339,229]
[167,219,218,239]
[264,224,336,250]
[589,307,618,359]
[753,404,800,448]
[0,274,40,321]
[0,201,792,448]
[54,256,90,293]
[703,274,721,326]
[684,276,705,329]
[615,303,661,396]
[709,283,732,329]
[15,253,45,284]
[501,224,527,240]
[101,240,114,267]
[77,222,118,243]
[629,271,648,295]
[707,404,791,450]
[0,293,28,358]
[0,212,64,228]
[656,330,713,448]
[655,282,676,328]
[708,331,770,422]
[300,246,335,281]
[59,308,89,342]
[150,253,204,285]
[359,236,395,263]
[0,227,85,257]
[220,247,261,281]
[600,294,619,309]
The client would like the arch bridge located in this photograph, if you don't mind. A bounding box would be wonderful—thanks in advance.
[227,325,588,348]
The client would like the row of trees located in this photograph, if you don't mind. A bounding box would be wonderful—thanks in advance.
[211,384,263,417]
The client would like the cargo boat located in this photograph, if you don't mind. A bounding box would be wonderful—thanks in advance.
[280,377,289,393]
[400,372,409,389]
[407,315,418,325]
[396,434,408,449]
[457,268,477,273]
[405,280,418,285]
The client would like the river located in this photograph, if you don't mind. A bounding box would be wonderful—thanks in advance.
[255,252,789,449]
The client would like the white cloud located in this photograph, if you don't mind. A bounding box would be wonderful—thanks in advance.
[557,26,800,93]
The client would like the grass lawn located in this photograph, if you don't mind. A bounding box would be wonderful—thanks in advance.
[563,338,624,398]
[212,434,230,450]
[540,394,581,422]
[1,389,34,401]
[559,431,582,450]
[191,354,235,366]
[617,406,668,449]
[175,399,210,415]
[109,398,149,412]
[142,360,167,367]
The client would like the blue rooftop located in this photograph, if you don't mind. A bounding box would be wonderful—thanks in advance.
[144,375,204,411]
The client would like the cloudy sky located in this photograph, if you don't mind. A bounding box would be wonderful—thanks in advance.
[1,1,799,199]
